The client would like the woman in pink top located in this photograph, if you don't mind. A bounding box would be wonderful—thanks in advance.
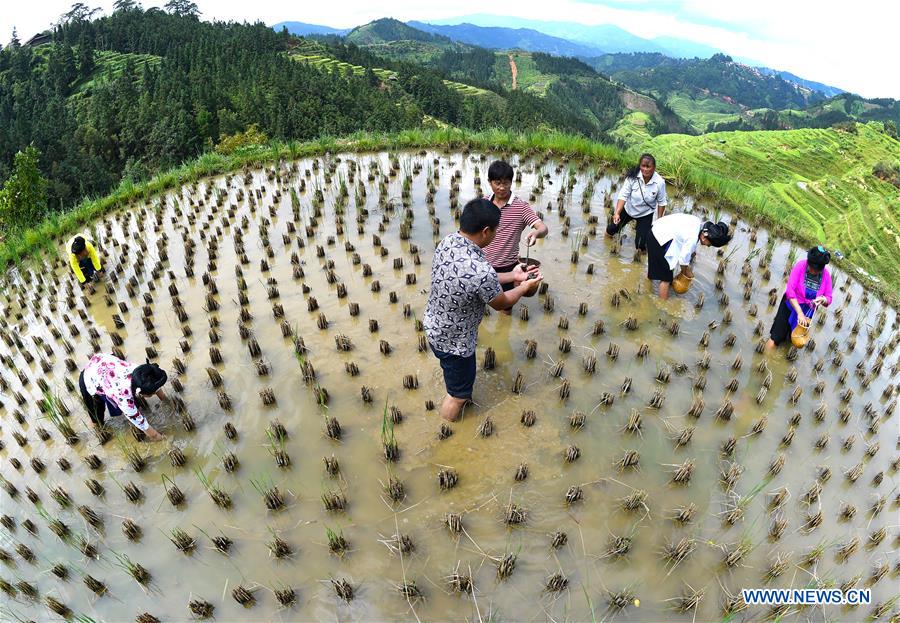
[766,246,833,350]
[79,353,169,441]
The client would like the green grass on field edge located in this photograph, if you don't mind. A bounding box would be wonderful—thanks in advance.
[1,127,896,306]
[641,123,899,301]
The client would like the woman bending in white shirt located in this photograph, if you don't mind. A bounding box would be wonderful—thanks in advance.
[607,153,668,251]
[646,213,731,299]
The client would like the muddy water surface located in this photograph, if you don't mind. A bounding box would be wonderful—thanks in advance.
[1,151,897,622]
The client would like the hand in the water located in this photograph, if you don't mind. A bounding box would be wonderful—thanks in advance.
[144,427,165,442]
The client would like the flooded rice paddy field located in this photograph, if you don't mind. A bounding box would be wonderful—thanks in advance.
[0,150,897,623]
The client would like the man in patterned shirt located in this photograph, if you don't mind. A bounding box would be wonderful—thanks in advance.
[425,198,542,421]
[483,160,548,314]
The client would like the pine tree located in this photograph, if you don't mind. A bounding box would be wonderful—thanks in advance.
[62,3,100,24]
[76,32,94,78]
[113,0,141,12]
[164,0,199,18]
[47,44,77,92]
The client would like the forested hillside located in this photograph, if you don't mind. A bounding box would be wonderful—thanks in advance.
[0,8,420,214]
[0,9,598,222]
[590,53,822,110]
[801,94,900,127]
[289,40,596,136]
[588,53,899,134]
[326,23,691,137]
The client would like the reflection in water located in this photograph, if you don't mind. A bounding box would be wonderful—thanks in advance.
[0,151,896,622]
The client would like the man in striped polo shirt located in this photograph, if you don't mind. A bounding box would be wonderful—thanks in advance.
[483,160,549,313]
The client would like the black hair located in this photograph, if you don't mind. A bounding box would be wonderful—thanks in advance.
[131,362,168,396]
[71,236,86,255]
[487,160,514,182]
[701,221,732,247]
[625,153,656,179]
[807,245,831,270]
[459,198,501,234]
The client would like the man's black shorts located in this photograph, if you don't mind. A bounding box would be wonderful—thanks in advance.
[430,345,476,399]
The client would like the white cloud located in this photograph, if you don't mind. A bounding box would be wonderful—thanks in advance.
[2,0,897,97]
[567,0,897,97]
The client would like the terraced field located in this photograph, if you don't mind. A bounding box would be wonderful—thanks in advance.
[610,111,653,145]
[71,51,162,97]
[665,93,742,132]
[289,50,496,100]
[642,123,900,293]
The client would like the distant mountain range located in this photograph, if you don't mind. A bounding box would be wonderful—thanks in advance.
[272,17,847,100]
[273,21,350,37]
[406,21,605,57]
[426,14,724,59]
[272,16,719,58]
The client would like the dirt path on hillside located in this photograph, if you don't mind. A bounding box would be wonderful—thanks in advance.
[508,54,517,90]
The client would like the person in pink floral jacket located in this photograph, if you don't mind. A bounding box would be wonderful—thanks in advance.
[79,353,169,441]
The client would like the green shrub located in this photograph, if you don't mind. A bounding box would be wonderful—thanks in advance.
[831,120,857,134]
[872,161,900,187]
[215,125,270,155]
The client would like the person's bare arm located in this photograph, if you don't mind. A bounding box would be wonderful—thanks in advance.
[656,180,669,218]
[125,402,164,441]
[498,265,539,284]
[497,265,522,285]
[143,425,164,441]
[787,298,810,327]
[656,181,668,218]
[613,199,626,224]
[489,277,542,310]
[525,220,549,246]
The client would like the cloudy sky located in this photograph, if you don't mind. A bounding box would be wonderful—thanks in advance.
[2,0,896,98]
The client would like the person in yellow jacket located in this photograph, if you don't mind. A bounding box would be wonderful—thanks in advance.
[68,234,104,293]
